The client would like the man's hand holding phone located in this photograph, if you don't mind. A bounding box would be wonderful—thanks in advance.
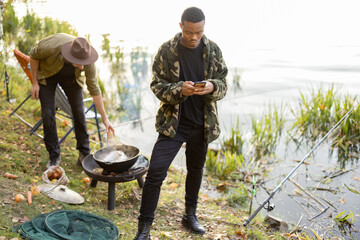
[182,80,214,96]
[193,81,214,95]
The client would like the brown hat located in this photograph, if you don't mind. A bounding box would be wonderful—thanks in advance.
[61,37,98,65]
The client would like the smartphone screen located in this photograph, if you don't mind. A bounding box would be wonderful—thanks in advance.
[193,81,206,87]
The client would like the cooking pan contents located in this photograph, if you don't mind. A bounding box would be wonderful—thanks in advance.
[103,150,129,163]
[93,168,103,174]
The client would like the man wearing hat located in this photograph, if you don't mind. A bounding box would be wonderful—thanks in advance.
[29,33,114,168]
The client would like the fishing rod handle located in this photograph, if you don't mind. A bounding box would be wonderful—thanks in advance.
[243,191,276,227]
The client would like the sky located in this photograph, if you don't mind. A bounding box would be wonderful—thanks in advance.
[16,0,360,67]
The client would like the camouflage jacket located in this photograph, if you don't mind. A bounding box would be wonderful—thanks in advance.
[151,33,228,143]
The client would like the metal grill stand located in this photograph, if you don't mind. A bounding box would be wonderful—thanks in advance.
[82,154,149,210]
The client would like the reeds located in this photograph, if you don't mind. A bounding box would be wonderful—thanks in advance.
[290,84,338,141]
[221,119,244,155]
[250,104,286,159]
[205,150,244,181]
[332,95,359,148]
[290,84,360,166]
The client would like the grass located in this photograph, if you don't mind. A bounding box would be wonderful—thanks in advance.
[0,64,295,239]
[289,84,338,143]
[205,150,244,181]
[250,104,286,160]
[221,119,244,155]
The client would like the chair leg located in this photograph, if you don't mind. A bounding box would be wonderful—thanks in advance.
[30,119,43,136]
[9,93,32,117]
[29,101,103,146]
[92,104,103,147]
[59,126,74,144]
[85,103,103,147]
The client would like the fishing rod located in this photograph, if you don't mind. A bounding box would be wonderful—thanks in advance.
[0,0,10,102]
[243,102,359,227]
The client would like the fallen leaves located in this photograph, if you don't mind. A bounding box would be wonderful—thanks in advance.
[169,182,179,189]
[213,233,227,239]
[61,119,70,127]
[199,194,208,202]
[31,186,41,195]
[216,182,230,191]
[11,216,29,223]
[160,231,173,238]
[235,229,247,238]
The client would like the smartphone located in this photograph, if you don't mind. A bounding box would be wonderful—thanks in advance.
[193,81,206,88]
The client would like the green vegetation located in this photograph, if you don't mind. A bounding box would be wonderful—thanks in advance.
[289,84,359,167]
[2,0,78,54]
[334,210,355,225]
[251,104,286,159]
[221,119,244,155]
[289,84,338,142]
[334,210,357,237]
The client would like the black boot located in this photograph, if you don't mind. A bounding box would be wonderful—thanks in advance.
[133,221,151,240]
[181,206,206,235]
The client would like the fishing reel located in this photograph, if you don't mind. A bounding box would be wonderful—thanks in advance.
[264,201,275,211]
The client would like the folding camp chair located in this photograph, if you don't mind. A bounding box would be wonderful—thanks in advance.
[29,85,103,144]
[10,49,103,144]
[9,50,42,138]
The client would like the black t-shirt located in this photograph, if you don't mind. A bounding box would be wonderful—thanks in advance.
[57,62,76,79]
[178,40,205,127]
[49,62,76,81]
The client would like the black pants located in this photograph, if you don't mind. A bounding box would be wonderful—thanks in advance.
[138,122,208,224]
[39,77,90,161]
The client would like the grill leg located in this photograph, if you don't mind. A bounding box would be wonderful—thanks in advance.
[108,182,115,210]
[90,180,98,188]
[136,176,144,188]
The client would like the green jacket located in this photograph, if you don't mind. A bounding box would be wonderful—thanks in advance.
[29,33,100,96]
[151,33,228,143]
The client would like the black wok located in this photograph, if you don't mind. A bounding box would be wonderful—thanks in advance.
[93,144,140,173]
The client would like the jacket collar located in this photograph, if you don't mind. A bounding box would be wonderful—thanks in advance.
[171,32,209,50]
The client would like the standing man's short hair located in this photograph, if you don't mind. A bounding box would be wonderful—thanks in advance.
[181,7,205,24]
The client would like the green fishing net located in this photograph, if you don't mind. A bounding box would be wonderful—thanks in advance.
[12,210,120,240]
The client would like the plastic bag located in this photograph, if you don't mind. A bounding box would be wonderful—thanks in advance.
[42,166,69,185]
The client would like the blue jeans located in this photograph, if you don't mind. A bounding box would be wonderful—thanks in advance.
[138,122,208,224]
[39,77,90,161]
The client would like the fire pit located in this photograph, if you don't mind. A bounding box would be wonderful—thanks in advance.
[82,154,149,210]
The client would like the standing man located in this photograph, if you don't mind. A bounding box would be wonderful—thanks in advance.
[29,33,114,168]
[133,7,227,239]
